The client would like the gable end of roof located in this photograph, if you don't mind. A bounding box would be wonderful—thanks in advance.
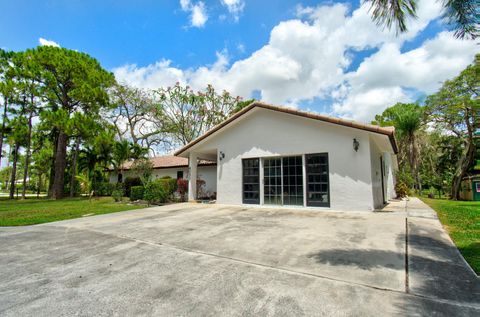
[175,101,398,155]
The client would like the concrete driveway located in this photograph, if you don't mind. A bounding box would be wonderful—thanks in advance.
[1,199,479,316]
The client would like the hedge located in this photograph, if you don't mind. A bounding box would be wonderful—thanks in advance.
[130,186,144,201]
[156,177,177,198]
[95,182,118,196]
[144,181,167,205]
[124,177,142,198]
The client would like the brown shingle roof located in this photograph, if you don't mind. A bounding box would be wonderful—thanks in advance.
[111,155,216,171]
[174,101,398,155]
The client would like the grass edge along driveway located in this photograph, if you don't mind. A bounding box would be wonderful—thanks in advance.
[0,197,147,226]
[421,197,479,275]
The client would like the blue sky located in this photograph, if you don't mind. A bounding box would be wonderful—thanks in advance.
[0,0,477,121]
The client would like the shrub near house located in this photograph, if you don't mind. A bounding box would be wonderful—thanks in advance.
[130,186,144,201]
[143,177,178,205]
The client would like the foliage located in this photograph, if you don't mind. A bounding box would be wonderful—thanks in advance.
[112,139,148,173]
[111,188,124,202]
[131,158,154,185]
[394,181,409,198]
[372,54,479,201]
[366,0,479,39]
[154,83,243,146]
[425,54,479,199]
[367,0,417,34]
[123,176,142,198]
[108,84,168,154]
[177,178,188,201]
[0,197,147,226]
[27,46,116,199]
[421,198,480,274]
[232,99,256,113]
[144,181,167,205]
[0,166,12,190]
[373,103,423,192]
[95,182,117,196]
[75,174,92,196]
[130,185,144,201]
[0,46,247,203]
[156,177,178,198]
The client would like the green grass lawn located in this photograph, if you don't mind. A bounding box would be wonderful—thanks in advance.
[421,197,480,274]
[0,197,147,226]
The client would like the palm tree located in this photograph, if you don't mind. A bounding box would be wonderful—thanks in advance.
[367,0,478,39]
[113,139,131,181]
[393,103,423,191]
[130,143,149,160]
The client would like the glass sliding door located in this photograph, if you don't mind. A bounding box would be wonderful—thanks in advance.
[242,158,260,204]
[306,153,330,207]
[282,156,303,206]
[264,158,282,205]
[263,156,303,206]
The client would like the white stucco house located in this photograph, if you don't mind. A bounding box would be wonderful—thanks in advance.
[174,102,398,211]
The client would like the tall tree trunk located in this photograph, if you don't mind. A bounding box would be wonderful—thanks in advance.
[52,131,68,199]
[9,143,19,199]
[37,173,42,198]
[21,110,34,199]
[451,140,475,200]
[0,97,8,167]
[48,133,59,197]
[69,136,81,197]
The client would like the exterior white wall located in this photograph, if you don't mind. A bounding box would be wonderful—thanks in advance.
[108,165,217,195]
[384,153,396,200]
[192,108,377,211]
[195,165,217,197]
[369,138,385,209]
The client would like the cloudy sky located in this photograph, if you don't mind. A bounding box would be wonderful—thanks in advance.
[0,0,477,122]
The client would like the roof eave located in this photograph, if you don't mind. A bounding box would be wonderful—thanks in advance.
[174,101,398,156]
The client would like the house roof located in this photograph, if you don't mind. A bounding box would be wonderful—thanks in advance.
[110,155,216,171]
[174,101,398,156]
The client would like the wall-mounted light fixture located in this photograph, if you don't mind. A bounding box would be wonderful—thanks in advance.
[219,151,225,161]
[353,138,360,152]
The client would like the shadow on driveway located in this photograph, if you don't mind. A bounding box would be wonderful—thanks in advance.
[307,228,480,306]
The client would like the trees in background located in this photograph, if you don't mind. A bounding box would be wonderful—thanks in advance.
[0,43,474,203]
[426,54,479,199]
[373,102,423,190]
[0,45,245,199]
[29,46,115,198]
[0,47,116,199]
[373,54,479,199]
[108,84,168,155]
[153,83,243,145]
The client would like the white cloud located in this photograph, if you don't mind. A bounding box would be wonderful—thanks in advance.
[117,0,478,122]
[180,0,190,11]
[180,0,208,28]
[38,37,60,47]
[191,2,208,27]
[221,0,245,21]
[334,32,478,121]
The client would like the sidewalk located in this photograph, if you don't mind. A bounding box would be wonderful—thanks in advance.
[405,197,480,306]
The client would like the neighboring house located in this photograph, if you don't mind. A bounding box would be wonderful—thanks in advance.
[108,156,217,198]
[174,102,398,211]
[459,175,480,201]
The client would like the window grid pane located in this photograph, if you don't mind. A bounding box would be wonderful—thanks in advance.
[282,156,303,206]
[243,158,260,204]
